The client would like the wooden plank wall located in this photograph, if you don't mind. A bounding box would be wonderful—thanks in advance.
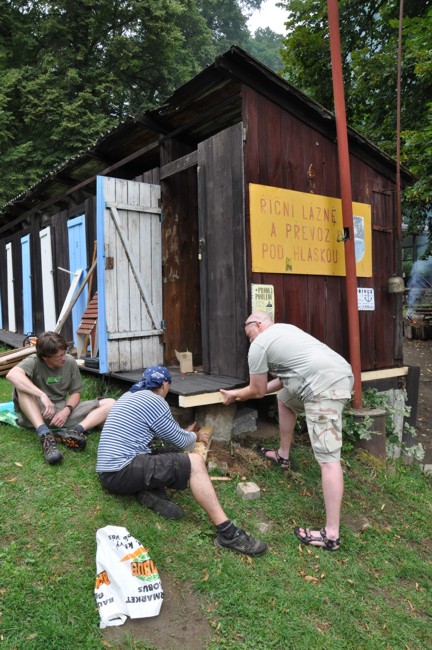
[0,198,96,343]
[242,85,398,371]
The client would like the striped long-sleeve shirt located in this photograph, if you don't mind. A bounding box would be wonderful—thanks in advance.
[96,389,197,472]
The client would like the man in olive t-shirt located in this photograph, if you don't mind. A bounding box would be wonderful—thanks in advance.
[7,332,115,465]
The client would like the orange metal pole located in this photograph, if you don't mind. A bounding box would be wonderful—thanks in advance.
[327,0,362,408]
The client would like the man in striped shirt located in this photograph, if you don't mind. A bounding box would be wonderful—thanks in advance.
[96,366,267,557]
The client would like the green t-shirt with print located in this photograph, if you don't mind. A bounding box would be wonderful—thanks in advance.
[14,354,83,402]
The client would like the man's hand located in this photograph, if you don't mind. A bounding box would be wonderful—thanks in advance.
[40,394,56,420]
[220,389,236,405]
[186,421,200,433]
[196,430,209,444]
[49,407,70,428]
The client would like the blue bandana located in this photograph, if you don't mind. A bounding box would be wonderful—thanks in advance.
[130,366,172,392]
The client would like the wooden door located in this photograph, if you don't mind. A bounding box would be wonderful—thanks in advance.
[197,122,249,379]
[67,215,88,347]
[21,234,33,335]
[96,176,163,373]
[6,242,16,332]
[39,227,57,331]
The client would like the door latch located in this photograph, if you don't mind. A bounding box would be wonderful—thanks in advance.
[198,238,205,261]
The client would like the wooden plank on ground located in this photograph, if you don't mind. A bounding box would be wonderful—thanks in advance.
[192,426,213,461]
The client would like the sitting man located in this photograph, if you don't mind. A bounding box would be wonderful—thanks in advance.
[96,365,267,557]
[6,331,116,466]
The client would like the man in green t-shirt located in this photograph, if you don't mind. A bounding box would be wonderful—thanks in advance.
[6,332,115,465]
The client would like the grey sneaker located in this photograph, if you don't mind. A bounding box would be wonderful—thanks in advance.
[54,429,86,451]
[137,489,184,520]
[214,528,268,556]
[42,434,63,465]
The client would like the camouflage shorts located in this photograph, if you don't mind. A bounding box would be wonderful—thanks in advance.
[277,377,353,463]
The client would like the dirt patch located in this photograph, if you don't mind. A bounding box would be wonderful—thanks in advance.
[102,573,214,650]
[403,338,432,464]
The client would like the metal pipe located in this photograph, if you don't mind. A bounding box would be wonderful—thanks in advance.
[327,0,362,408]
[396,0,404,240]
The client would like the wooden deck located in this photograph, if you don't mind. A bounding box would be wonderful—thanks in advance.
[0,329,246,406]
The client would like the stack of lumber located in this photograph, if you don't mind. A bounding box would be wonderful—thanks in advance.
[0,345,36,376]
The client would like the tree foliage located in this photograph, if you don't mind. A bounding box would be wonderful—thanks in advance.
[245,26,284,72]
[0,0,269,207]
[280,0,432,253]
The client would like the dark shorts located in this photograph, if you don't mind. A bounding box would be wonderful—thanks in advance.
[98,451,192,495]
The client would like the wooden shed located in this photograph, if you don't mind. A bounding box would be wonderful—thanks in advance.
[0,47,415,408]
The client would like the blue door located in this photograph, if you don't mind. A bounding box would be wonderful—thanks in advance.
[67,216,88,346]
[21,235,33,335]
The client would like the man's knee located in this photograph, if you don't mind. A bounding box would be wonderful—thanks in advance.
[188,452,207,474]
[277,399,295,415]
[99,398,116,411]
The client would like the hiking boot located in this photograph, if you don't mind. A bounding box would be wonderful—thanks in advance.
[53,429,87,451]
[137,489,184,520]
[214,528,268,556]
[42,434,63,465]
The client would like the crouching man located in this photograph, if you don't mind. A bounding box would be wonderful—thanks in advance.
[6,332,116,465]
[96,365,267,557]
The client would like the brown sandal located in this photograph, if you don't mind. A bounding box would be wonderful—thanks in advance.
[294,526,340,551]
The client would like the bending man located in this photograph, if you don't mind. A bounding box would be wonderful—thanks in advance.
[96,366,267,557]
[220,312,353,552]
[7,332,115,465]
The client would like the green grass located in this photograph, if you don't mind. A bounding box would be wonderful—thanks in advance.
[0,373,431,650]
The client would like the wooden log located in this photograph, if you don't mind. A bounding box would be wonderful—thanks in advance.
[0,346,36,364]
[0,360,21,371]
[192,426,213,461]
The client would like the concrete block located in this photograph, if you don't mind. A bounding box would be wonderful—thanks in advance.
[234,406,258,421]
[232,406,258,435]
[197,403,236,442]
[236,481,261,500]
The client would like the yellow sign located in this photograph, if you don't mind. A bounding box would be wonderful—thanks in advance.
[249,184,372,277]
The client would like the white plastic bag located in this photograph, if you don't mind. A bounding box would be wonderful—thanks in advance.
[94,525,163,628]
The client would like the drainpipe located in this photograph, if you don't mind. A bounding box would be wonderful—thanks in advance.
[327,0,362,408]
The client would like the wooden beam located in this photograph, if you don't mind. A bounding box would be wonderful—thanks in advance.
[54,260,97,334]
[159,151,198,179]
[178,392,225,408]
[176,369,411,408]
[361,367,409,382]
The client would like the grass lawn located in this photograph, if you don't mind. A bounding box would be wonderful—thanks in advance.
[0,373,431,649]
